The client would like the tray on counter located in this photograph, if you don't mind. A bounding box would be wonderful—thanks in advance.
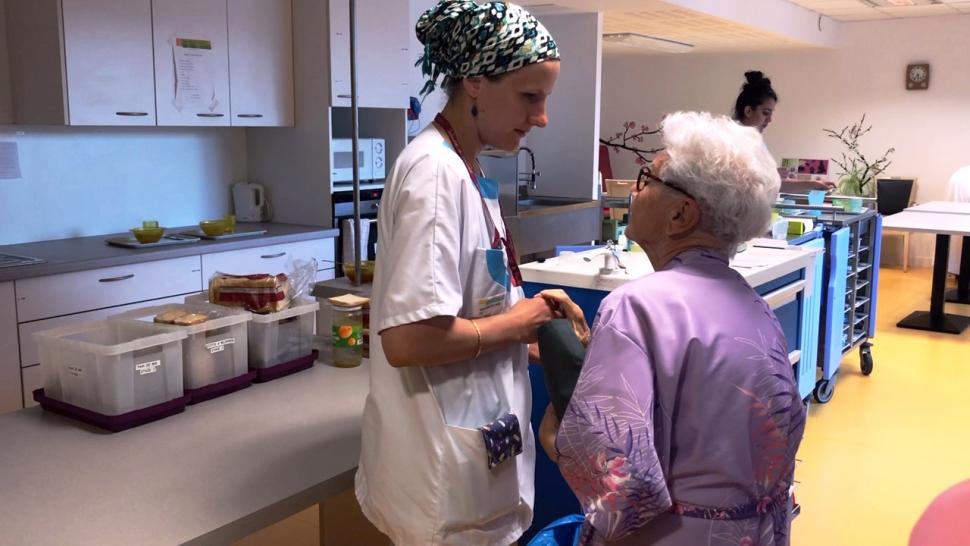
[106,234,201,249]
[177,229,268,240]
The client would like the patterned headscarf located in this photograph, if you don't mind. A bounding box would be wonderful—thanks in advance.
[416,1,560,97]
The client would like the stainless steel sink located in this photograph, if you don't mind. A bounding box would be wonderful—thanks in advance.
[0,253,46,268]
[503,196,602,258]
[516,196,593,211]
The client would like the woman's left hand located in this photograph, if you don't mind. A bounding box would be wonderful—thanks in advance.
[538,403,560,463]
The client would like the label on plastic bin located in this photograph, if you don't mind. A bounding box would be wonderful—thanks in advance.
[67,365,84,377]
[135,360,162,375]
[332,324,362,348]
[205,338,236,354]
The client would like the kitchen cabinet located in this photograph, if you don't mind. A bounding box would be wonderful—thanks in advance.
[0,234,334,414]
[329,0,410,109]
[228,0,295,127]
[201,239,336,287]
[5,0,156,126]
[1,282,21,414]
[15,256,202,323]
[152,0,231,126]
[20,365,44,410]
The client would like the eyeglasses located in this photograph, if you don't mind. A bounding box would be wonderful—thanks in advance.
[636,165,694,199]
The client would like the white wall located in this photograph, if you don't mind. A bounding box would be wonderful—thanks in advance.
[528,12,603,200]
[0,127,247,246]
[601,14,970,266]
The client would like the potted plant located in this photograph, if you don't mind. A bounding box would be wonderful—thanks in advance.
[823,114,894,199]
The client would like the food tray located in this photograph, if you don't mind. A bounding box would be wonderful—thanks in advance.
[177,229,267,240]
[106,234,201,249]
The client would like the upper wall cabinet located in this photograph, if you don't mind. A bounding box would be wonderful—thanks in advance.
[329,0,410,109]
[152,0,231,126]
[6,0,157,126]
[228,0,295,127]
[5,0,295,127]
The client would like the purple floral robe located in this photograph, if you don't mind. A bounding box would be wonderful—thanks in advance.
[556,249,806,546]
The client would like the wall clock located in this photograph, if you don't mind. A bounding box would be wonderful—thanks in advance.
[906,63,930,90]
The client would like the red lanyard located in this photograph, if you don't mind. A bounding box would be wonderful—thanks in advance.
[433,113,523,287]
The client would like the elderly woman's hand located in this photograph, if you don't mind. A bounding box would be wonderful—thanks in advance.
[538,403,560,463]
[538,289,590,346]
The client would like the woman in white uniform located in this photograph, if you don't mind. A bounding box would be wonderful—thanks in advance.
[734,71,836,193]
[355,2,564,544]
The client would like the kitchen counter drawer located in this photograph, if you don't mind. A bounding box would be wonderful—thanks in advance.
[15,256,202,322]
[17,294,189,369]
[201,239,334,287]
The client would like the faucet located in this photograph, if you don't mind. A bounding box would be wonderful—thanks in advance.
[517,147,539,192]
[598,240,627,275]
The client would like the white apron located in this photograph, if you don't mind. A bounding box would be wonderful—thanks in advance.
[355,126,535,545]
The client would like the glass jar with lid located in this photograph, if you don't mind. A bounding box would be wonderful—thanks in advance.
[328,294,368,368]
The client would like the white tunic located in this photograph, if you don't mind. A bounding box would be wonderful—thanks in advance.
[355,125,535,545]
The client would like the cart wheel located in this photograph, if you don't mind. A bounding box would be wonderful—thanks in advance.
[860,344,874,376]
[813,378,836,404]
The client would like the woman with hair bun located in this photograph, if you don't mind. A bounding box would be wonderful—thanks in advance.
[354,1,568,544]
[735,70,836,192]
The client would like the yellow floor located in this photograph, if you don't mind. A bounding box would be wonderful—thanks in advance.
[235,268,970,546]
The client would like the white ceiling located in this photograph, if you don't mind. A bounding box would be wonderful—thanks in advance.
[522,0,970,54]
[786,0,970,21]
[601,8,804,53]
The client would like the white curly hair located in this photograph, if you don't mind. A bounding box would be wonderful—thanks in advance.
[658,111,781,250]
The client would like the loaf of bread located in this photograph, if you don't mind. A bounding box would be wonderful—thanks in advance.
[209,273,291,313]
[154,309,210,325]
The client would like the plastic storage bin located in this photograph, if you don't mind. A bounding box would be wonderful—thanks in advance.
[185,292,320,381]
[33,320,187,418]
[111,303,253,403]
[249,298,318,366]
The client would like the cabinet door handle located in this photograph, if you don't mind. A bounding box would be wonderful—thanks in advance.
[116,112,149,117]
[337,94,352,99]
[260,252,286,259]
[197,113,225,118]
[237,114,264,118]
[99,274,135,283]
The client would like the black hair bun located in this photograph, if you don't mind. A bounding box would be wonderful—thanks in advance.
[744,70,772,89]
[745,70,766,85]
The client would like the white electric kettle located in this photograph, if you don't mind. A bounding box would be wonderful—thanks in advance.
[232,182,266,221]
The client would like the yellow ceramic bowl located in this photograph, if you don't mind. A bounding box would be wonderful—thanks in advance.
[342,260,375,283]
[199,220,228,236]
[131,227,164,244]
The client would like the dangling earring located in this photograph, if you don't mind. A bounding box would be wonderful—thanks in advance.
[471,101,479,117]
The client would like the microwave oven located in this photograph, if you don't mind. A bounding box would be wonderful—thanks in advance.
[332,138,385,184]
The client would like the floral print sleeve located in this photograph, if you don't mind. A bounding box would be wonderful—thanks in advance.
[555,321,672,543]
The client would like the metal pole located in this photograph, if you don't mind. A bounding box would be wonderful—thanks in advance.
[349,0,362,286]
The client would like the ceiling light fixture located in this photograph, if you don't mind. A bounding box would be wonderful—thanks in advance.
[602,32,694,53]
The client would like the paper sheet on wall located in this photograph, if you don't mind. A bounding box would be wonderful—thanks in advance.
[0,142,21,179]
[172,38,218,113]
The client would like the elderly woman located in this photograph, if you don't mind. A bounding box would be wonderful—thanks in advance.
[540,111,807,545]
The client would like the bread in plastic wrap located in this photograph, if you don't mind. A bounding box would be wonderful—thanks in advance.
[208,273,292,313]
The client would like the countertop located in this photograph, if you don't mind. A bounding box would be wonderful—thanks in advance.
[0,223,339,283]
[0,358,369,546]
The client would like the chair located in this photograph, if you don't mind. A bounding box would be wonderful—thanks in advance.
[877,177,917,272]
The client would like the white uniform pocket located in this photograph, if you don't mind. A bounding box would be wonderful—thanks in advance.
[467,247,510,318]
[437,422,527,538]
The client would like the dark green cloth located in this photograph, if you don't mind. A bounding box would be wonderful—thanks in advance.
[538,319,586,420]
